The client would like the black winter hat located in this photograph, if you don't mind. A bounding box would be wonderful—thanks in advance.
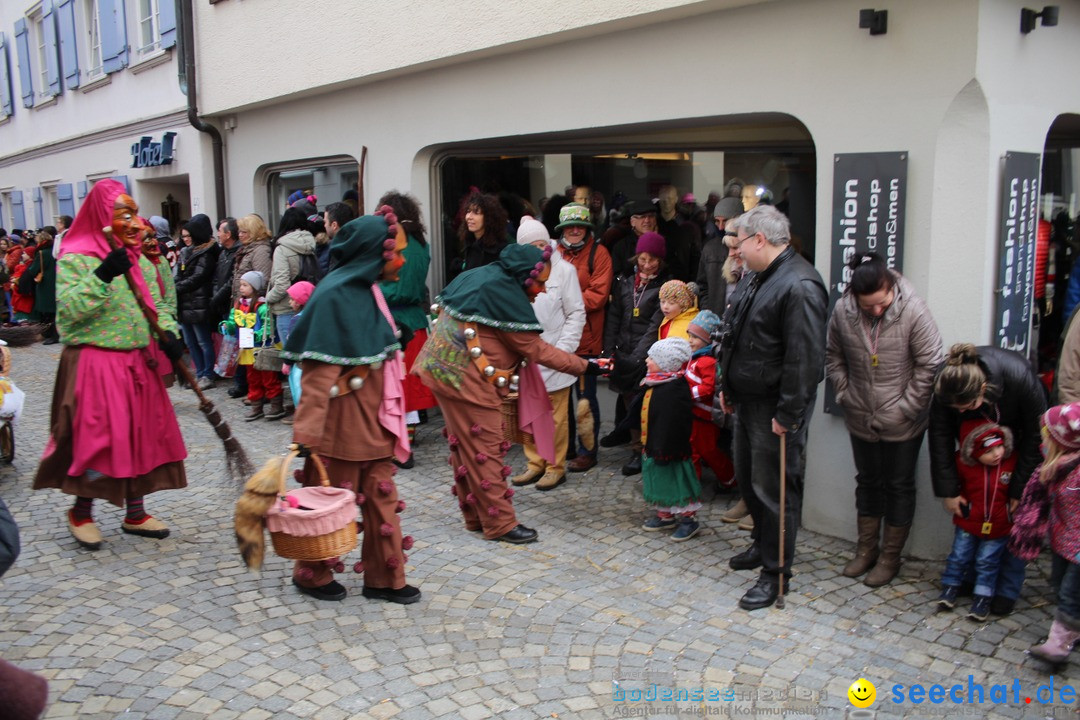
[183,214,214,245]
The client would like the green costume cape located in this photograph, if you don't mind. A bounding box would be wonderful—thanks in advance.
[281,215,400,366]
[436,244,545,332]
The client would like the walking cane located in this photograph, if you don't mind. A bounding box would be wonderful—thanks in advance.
[776,431,786,610]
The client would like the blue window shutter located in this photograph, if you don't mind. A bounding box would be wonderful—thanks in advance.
[99,0,128,74]
[57,183,75,216]
[0,33,13,116]
[32,187,44,227]
[159,0,177,49]
[56,0,80,90]
[11,191,25,230]
[111,175,129,193]
[14,19,33,108]
[76,181,87,199]
[42,3,61,96]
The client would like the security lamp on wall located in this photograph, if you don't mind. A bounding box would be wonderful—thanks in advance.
[1021,6,1059,34]
[859,8,887,36]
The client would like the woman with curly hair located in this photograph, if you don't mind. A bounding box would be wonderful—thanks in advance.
[377,190,436,468]
[450,191,509,281]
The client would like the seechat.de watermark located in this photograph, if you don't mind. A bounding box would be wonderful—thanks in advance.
[847,675,1079,714]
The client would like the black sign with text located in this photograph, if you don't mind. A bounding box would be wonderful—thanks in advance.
[994,152,1040,354]
[825,152,908,415]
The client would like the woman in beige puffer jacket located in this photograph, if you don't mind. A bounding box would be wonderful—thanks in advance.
[826,253,943,587]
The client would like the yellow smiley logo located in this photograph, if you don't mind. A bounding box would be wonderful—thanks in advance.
[848,678,876,708]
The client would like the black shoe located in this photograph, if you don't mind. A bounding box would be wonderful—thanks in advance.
[738,575,789,611]
[729,544,762,571]
[621,453,642,476]
[957,581,975,598]
[228,386,247,398]
[491,524,538,544]
[362,584,422,605]
[293,578,347,601]
[418,409,429,424]
[990,596,1016,616]
[42,336,60,345]
[393,454,415,470]
[600,430,631,448]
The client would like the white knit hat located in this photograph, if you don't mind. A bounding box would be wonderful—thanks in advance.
[516,215,552,247]
[648,337,692,373]
[241,270,265,293]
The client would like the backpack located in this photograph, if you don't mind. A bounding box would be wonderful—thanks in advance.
[292,252,323,286]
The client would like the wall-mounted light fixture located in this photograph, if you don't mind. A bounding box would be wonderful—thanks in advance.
[859,8,888,35]
[1021,5,1059,33]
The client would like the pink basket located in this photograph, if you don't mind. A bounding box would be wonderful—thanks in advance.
[266,486,358,537]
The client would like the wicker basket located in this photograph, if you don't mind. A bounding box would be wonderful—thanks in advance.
[266,449,358,561]
[500,393,533,445]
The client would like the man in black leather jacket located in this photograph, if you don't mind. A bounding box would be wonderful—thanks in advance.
[719,205,828,610]
[928,344,1047,615]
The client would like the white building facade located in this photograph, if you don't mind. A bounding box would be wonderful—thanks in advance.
[0,0,216,233]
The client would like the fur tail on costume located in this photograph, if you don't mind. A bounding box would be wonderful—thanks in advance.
[234,456,281,570]
[576,398,595,452]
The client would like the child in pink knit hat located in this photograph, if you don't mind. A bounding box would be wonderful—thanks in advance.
[282,281,316,422]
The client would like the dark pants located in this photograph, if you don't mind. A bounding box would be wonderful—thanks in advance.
[733,399,813,579]
[849,433,923,527]
[566,369,600,458]
[1051,553,1080,624]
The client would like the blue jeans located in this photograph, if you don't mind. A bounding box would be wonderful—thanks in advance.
[180,322,216,379]
[1050,553,1080,623]
[274,312,295,346]
[960,546,1027,600]
[941,528,1006,598]
[566,368,599,458]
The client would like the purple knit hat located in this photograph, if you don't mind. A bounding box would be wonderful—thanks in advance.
[635,231,666,259]
[1044,403,1080,451]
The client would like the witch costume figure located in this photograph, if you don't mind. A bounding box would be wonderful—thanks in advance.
[280,207,419,604]
[414,243,605,544]
[34,179,188,550]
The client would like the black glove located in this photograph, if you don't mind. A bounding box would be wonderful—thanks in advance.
[584,359,607,376]
[159,331,184,362]
[93,248,133,283]
[397,324,415,349]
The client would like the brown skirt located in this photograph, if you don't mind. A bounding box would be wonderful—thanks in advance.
[33,346,187,507]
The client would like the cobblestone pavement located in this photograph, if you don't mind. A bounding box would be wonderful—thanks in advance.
[0,342,1076,719]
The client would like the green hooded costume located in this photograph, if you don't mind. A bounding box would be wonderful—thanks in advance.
[281,215,401,365]
[436,244,547,332]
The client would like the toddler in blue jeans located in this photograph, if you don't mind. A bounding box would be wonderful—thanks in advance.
[937,421,1015,621]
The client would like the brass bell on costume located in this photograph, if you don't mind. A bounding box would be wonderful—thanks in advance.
[349,376,364,391]
[329,385,340,398]
[483,366,495,377]
[469,346,483,359]
[463,328,477,340]
[510,374,519,385]
[495,376,508,388]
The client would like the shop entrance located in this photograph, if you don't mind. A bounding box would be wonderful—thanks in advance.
[431,113,816,290]
[1036,113,1080,392]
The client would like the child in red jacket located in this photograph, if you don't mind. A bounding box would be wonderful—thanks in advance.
[937,421,1016,621]
[684,310,734,488]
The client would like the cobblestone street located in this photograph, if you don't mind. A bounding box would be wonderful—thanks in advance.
[0,342,1075,719]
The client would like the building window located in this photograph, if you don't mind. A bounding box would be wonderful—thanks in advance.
[138,0,160,54]
[43,186,59,226]
[85,0,102,78]
[33,15,48,98]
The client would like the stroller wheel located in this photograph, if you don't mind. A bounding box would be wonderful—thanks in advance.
[1,421,14,462]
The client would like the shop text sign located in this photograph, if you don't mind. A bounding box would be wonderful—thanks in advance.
[131,132,177,168]
[995,152,1040,353]
[825,152,908,415]
[829,152,907,305]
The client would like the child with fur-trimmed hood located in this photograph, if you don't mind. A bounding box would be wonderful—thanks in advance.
[936,421,1016,621]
